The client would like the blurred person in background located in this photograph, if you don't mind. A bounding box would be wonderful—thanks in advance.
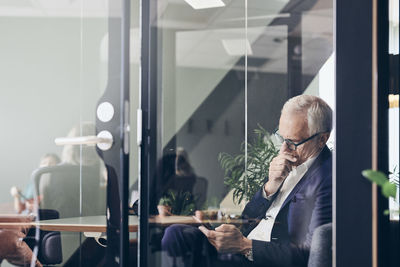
[11,153,60,214]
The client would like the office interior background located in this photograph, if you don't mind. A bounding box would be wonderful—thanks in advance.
[0,0,398,266]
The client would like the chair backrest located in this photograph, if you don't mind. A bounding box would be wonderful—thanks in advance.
[192,176,208,209]
[308,223,332,267]
[33,164,106,219]
[25,209,63,265]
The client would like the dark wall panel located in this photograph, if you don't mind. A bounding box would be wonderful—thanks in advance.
[336,0,373,266]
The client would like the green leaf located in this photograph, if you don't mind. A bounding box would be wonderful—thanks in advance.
[218,125,279,203]
[384,209,400,215]
[381,182,397,198]
[362,170,388,186]
[383,209,390,215]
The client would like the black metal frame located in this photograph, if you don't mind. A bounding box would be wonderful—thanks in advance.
[139,0,158,266]
[376,1,391,267]
[336,0,373,265]
[96,0,130,266]
[120,0,131,265]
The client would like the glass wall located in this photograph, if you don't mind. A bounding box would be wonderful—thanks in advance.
[0,0,335,266]
[143,0,333,266]
[0,2,112,266]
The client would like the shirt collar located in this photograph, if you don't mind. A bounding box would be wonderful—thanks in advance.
[292,151,320,175]
[303,152,319,170]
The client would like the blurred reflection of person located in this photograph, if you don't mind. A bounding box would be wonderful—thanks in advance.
[11,153,60,214]
[3,154,60,267]
[38,123,107,266]
[60,123,100,166]
[2,123,105,267]
[39,122,106,218]
[151,147,200,216]
[162,95,333,267]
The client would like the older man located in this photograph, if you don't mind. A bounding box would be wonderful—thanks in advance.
[162,95,332,267]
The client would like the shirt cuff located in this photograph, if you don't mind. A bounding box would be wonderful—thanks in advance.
[262,187,275,200]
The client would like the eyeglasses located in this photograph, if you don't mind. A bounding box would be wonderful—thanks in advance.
[274,129,321,151]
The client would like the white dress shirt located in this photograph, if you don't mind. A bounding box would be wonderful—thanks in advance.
[246,155,318,242]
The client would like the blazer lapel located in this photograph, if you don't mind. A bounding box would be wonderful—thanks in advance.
[280,146,331,210]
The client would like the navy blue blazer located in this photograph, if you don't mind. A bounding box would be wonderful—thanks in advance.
[241,146,332,267]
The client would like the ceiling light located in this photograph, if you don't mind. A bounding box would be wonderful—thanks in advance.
[184,0,225,10]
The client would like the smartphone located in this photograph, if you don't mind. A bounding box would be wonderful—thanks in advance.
[192,216,215,230]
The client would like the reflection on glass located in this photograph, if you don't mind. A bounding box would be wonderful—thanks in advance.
[152,147,207,216]
[0,1,109,266]
[11,153,61,215]
[38,123,106,219]
[147,0,333,266]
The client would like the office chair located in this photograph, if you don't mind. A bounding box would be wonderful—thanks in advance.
[308,223,332,267]
[192,176,208,209]
[24,209,63,265]
[29,164,106,265]
[32,164,106,219]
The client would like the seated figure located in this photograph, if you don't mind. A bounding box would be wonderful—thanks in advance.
[38,123,106,218]
[11,153,60,214]
[161,95,333,267]
[150,147,207,216]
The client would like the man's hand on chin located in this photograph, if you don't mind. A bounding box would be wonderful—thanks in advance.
[265,144,298,196]
[198,224,252,254]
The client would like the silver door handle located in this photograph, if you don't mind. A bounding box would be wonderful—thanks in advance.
[54,131,113,151]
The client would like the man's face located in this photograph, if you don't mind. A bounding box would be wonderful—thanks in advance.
[278,111,322,166]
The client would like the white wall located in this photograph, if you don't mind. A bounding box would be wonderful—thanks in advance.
[0,17,108,266]
[0,17,107,205]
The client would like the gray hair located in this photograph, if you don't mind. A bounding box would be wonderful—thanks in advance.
[282,95,332,135]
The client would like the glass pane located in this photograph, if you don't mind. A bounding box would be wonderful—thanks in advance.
[150,0,334,266]
[0,1,110,266]
[245,2,333,266]
[129,0,141,265]
[147,0,246,266]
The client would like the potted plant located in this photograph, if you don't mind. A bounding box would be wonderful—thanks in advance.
[218,125,279,204]
[158,194,173,217]
[158,190,197,216]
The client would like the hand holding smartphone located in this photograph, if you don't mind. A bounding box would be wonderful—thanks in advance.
[192,215,215,230]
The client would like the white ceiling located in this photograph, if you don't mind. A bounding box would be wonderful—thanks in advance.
[0,0,109,17]
[165,0,333,74]
[1,0,333,75]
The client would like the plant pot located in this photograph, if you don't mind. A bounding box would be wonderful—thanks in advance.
[157,205,172,217]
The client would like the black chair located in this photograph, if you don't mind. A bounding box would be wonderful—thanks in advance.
[24,209,62,265]
[29,164,106,265]
[308,223,332,267]
[192,176,208,209]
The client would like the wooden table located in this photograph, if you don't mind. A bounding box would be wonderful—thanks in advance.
[0,215,255,233]
[0,215,198,233]
[0,214,35,230]
[32,215,198,232]
[36,216,138,232]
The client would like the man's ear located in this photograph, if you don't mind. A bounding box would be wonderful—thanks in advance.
[318,133,330,148]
